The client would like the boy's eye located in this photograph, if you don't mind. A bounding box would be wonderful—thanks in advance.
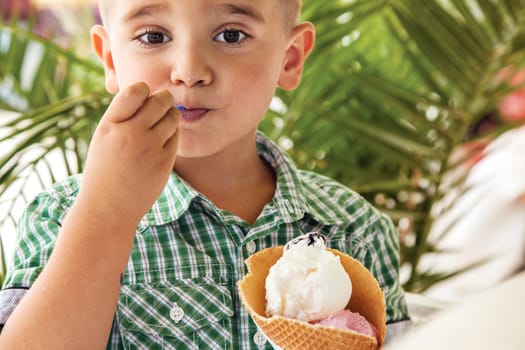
[215,29,247,44]
[136,31,171,45]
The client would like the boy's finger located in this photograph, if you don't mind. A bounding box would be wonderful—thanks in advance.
[104,82,150,123]
[152,107,181,145]
[163,128,179,168]
[137,90,175,129]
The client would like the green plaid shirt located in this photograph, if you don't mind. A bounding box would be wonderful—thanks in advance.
[1,133,408,349]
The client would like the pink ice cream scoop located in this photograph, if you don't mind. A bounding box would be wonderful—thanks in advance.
[311,309,380,343]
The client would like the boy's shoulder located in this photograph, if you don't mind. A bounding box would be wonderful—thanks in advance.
[295,169,385,226]
[40,174,82,200]
[27,174,83,214]
[298,169,359,198]
[297,169,360,203]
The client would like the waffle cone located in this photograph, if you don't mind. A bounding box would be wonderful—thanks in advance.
[237,246,386,350]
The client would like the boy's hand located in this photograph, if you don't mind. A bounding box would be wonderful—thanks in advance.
[79,82,180,225]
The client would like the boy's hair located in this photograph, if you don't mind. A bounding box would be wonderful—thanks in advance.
[98,1,302,32]
[282,0,302,31]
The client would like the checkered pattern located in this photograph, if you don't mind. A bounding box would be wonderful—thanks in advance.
[0,288,27,329]
[1,133,408,349]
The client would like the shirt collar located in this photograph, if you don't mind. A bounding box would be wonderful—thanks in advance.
[255,133,307,223]
[140,132,327,227]
[141,172,199,227]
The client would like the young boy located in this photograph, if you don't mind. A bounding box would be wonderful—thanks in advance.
[0,0,410,348]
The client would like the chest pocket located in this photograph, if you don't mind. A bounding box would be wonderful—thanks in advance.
[117,278,234,350]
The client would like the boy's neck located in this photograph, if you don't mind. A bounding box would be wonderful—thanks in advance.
[173,138,276,225]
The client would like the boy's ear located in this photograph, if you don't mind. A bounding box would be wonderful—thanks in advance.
[278,22,315,91]
[91,25,119,94]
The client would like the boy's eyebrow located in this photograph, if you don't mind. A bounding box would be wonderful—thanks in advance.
[120,2,265,24]
[214,3,265,24]
[122,3,168,22]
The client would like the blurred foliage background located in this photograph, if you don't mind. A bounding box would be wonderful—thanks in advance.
[1,0,525,293]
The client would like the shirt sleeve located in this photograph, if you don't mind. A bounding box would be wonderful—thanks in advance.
[0,190,65,327]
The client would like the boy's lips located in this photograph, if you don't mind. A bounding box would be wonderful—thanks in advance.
[176,106,209,121]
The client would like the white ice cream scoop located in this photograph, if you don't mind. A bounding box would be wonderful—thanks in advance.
[265,233,353,322]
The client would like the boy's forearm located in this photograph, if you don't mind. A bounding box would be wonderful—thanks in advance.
[0,198,137,350]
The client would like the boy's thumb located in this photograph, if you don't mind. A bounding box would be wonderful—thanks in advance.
[103,82,150,123]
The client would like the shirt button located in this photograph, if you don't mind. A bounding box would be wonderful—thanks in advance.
[169,303,184,323]
[246,241,257,254]
[253,331,267,346]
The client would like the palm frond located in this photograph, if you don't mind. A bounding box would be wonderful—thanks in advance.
[262,0,525,290]
[0,21,108,273]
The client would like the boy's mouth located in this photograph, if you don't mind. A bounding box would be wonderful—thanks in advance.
[176,106,209,121]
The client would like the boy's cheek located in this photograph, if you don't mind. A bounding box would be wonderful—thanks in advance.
[113,67,163,96]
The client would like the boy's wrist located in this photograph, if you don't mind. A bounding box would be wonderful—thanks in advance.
[70,191,142,234]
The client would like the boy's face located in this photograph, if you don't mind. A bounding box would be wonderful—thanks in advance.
[93,0,313,158]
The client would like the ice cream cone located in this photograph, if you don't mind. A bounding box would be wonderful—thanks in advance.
[237,246,386,350]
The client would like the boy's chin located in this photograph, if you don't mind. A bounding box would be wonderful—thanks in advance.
[175,145,219,160]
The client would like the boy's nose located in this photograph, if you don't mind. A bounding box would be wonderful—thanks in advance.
[170,44,213,87]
